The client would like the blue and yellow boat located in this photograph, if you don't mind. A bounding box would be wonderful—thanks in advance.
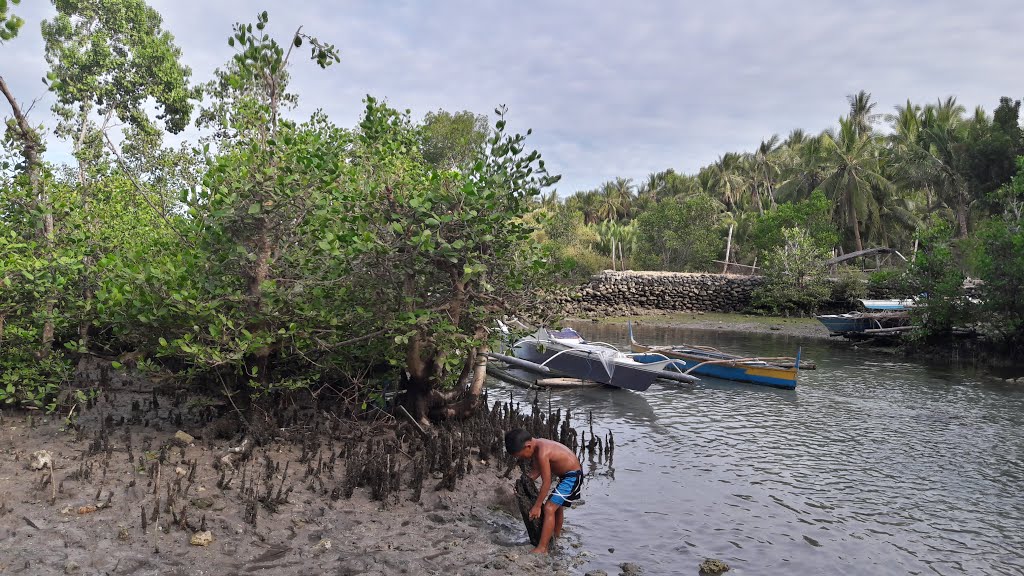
[627,324,807,390]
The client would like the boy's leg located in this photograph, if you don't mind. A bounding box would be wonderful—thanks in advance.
[531,501,560,553]
[554,506,564,539]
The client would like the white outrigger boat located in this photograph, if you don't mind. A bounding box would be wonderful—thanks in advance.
[490,327,699,391]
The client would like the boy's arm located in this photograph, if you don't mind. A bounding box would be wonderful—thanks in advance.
[528,462,540,480]
[529,452,552,519]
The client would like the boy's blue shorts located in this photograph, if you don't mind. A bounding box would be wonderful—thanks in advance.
[548,470,583,507]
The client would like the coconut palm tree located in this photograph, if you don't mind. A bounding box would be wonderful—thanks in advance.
[607,177,636,220]
[637,171,666,203]
[707,152,747,212]
[886,100,938,210]
[750,135,782,213]
[776,132,830,203]
[784,128,808,149]
[565,189,601,225]
[539,189,559,208]
[817,117,893,252]
[594,178,633,222]
[848,90,881,139]
[916,97,974,237]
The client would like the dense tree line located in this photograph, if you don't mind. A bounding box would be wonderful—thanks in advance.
[543,92,1024,355]
[553,91,1022,273]
[1,2,558,421]
[2,1,1023,418]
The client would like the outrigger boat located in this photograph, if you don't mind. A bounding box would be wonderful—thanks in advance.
[814,311,912,335]
[857,298,916,311]
[490,327,700,392]
[627,323,806,390]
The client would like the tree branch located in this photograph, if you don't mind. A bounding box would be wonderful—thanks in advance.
[103,132,195,248]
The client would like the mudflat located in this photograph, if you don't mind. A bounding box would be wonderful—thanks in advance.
[0,376,589,576]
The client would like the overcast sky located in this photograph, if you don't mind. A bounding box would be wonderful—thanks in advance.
[3,1,1023,195]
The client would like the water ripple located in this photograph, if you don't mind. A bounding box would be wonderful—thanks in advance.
[491,324,1024,575]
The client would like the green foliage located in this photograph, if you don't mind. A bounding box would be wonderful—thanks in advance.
[748,190,838,254]
[42,0,200,134]
[973,193,1024,352]
[420,110,489,170]
[351,98,559,397]
[988,156,1024,222]
[0,0,24,42]
[632,194,722,272]
[85,13,351,397]
[905,220,973,341]
[829,266,868,303]
[867,268,911,298]
[750,227,832,315]
[534,207,604,282]
[90,12,558,412]
[0,227,75,410]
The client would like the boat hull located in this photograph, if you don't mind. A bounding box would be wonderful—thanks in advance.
[629,345,798,390]
[815,312,909,334]
[514,340,663,392]
[858,298,915,311]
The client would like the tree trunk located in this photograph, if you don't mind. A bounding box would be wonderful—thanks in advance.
[403,371,434,425]
[40,298,55,359]
[956,187,970,238]
[401,332,434,424]
[0,75,53,357]
[850,204,864,252]
[247,218,273,384]
[467,344,488,398]
[75,107,114,351]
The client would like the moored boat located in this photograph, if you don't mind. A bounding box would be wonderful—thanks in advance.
[627,324,803,390]
[503,327,699,391]
[815,311,911,335]
[857,298,916,311]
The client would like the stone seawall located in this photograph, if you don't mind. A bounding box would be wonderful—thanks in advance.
[553,271,764,317]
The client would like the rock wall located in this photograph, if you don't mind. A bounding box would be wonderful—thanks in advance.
[553,271,764,317]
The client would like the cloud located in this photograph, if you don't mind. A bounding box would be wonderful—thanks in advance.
[2,0,1022,194]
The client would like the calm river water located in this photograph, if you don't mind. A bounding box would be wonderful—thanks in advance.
[490,323,1024,576]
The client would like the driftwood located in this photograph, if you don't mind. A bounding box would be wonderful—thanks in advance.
[514,473,544,546]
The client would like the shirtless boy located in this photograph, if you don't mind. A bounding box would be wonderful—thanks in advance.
[504,428,584,554]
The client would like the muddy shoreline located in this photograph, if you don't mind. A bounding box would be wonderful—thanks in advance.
[0,420,574,576]
[0,313,824,576]
[0,363,608,576]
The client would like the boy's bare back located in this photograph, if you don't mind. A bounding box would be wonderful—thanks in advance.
[531,438,581,476]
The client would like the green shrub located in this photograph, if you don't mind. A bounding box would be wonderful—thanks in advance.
[905,221,973,342]
[549,244,607,284]
[632,194,722,272]
[867,268,910,298]
[750,227,831,315]
[829,266,867,303]
[973,218,1024,352]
